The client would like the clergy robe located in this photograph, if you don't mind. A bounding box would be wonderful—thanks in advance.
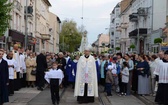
[19,53,27,87]
[4,57,17,95]
[154,59,168,105]
[12,50,21,90]
[74,55,98,103]
[0,59,9,104]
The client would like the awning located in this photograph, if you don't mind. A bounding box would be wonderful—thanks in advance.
[9,29,25,42]
[129,28,147,37]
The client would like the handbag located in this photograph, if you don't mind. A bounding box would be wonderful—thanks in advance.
[31,70,36,75]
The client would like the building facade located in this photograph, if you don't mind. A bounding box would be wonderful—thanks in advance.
[109,3,121,52]
[115,0,167,54]
[49,12,61,53]
[92,34,110,54]
[35,0,51,52]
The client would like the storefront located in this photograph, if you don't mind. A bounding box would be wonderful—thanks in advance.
[8,29,25,50]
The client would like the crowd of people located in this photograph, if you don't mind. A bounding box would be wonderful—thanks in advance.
[0,43,168,105]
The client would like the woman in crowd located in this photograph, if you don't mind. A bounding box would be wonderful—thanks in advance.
[124,54,134,95]
[150,55,157,96]
[131,54,139,93]
[137,55,150,96]
[26,53,37,87]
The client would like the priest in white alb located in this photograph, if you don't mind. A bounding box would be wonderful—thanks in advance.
[74,45,98,104]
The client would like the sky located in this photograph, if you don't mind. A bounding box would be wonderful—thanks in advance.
[49,0,120,44]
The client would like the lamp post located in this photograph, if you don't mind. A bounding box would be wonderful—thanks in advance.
[137,15,140,54]
[25,0,28,49]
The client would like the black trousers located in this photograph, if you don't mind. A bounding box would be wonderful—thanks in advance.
[77,83,94,103]
[14,72,21,91]
[50,79,59,104]
[36,71,45,88]
[121,82,127,93]
[9,79,14,95]
[21,73,27,87]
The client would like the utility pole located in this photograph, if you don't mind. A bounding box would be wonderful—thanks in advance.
[25,0,28,49]
[137,15,140,54]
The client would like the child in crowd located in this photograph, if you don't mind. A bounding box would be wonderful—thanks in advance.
[45,62,64,105]
[105,65,113,96]
[120,62,129,96]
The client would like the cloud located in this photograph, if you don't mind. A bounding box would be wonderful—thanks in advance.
[49,0,121,43]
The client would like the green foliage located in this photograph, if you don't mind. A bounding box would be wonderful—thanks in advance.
[0,0,12,36]
[104,51,108,53]
[130,44,136,49]
[108,48,112,51]
[59,20,83,52]
[154,38,162,44]
[102,43,105,47]
[115,47,120,50]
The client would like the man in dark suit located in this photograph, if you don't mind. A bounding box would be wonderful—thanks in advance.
[36,50,47,91]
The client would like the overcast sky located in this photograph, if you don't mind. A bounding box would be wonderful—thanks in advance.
[49,0,120,43]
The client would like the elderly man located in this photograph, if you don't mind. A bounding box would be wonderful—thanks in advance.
[56,52,66,87]
[36,50,47,91]
[74,45,98,104]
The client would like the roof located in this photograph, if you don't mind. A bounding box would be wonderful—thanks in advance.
[57,16,61,23]
[43,0,52,6]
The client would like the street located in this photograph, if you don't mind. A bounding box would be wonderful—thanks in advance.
[4,86,153,105]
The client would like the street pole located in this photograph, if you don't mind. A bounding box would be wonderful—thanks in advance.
[63,35,64,51]
[25,0,28,49]
[137,15,140,54]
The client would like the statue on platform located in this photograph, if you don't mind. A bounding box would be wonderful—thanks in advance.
[79,31,89,52]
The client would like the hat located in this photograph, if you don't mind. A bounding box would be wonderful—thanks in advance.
[107,65,113,70]
[84,44,92,51]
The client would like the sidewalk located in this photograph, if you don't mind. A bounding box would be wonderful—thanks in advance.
[4,87,41,105]
[103,92,146,105]
[135,95,157,105]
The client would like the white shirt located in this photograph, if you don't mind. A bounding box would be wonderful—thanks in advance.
[45,69,64,85]
[111,63,117,74]
[20,54,26,73]
[121,67,129,83]
[154,60,168,83]
[4,58,18,79]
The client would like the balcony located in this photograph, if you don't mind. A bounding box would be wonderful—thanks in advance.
[41,34,51,40]
[116,26,122,32]
[129,13,138,22]
[129,28,147,38]
[121,23,129,29]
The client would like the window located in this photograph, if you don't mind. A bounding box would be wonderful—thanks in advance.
[111,32,114,36]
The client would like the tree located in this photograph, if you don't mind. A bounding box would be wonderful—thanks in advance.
[59,20,82,52]
[0,0,12,36]
[154,38,162,44]
[115,47,120,51]
[130,44,136,52]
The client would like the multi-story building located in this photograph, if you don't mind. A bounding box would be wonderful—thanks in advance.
[3,0,61,53]
[35,0,51,52]
[118,0,167,54]
[6,0,34,51]
[109,3,121,52]
[49,12,61,53]
[92,34,110,54]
